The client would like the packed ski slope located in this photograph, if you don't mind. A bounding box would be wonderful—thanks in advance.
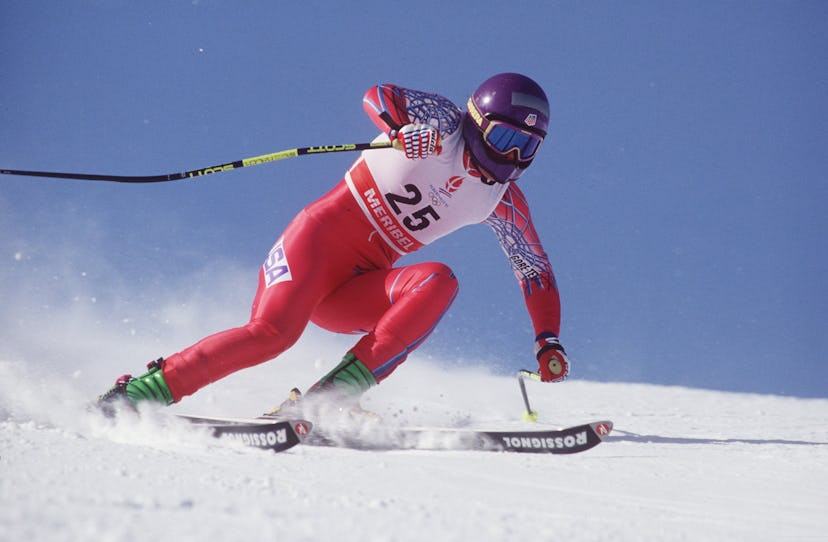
[1,354,825,542]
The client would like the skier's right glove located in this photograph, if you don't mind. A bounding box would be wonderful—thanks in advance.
[535,333,571,383]
[391,123,441,159]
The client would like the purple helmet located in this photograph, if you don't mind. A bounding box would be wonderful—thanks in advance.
[462,73,549,183]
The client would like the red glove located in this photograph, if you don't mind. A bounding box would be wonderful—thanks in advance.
[391,123,441,159]
[535,334,571,383]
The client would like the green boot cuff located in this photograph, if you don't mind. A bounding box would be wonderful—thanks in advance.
[309,353,377,397]
[126,362,174,405]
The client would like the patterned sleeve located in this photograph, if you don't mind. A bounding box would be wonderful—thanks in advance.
[485,183,562,337]
[362,84,462,138]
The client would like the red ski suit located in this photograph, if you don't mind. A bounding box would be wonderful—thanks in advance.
[162,84,561,402]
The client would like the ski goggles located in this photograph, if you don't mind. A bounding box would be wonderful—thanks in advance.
[467,98,544,163]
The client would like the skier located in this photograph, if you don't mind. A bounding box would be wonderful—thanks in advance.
[97,73,571,414]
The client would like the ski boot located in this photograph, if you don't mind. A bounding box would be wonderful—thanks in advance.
[262,353,380,421]
[96,358,173,416]
[261,387,304,420]
[261,387,381,422]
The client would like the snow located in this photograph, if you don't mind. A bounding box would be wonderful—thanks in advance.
[1,357,826,542]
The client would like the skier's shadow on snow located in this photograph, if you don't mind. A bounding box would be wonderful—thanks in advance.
[608,431,827,446]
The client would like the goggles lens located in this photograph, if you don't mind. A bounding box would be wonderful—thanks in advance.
[484,123,543,162]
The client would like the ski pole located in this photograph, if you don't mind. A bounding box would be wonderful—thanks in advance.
[0,140,394,183]
[517,369,541,422]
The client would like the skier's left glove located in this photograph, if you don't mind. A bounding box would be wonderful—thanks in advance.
[535,333,571,383]
[391,123,441,159]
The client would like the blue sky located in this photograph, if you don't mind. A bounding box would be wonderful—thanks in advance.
[2,1,826,398]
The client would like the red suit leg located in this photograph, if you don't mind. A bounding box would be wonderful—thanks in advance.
[162,210,351,400]
[311,261,459,382]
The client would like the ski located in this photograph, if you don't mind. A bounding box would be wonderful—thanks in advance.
[177,414,312,454]
[174,412,612,454]
[473,421,612,454]
[302,420,613,454]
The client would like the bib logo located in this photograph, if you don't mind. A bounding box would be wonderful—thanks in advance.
[444,176,463,193]
[437,175,464,200]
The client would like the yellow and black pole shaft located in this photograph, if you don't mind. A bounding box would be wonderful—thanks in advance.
[1,141,393,183]
[518,369,541,422]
